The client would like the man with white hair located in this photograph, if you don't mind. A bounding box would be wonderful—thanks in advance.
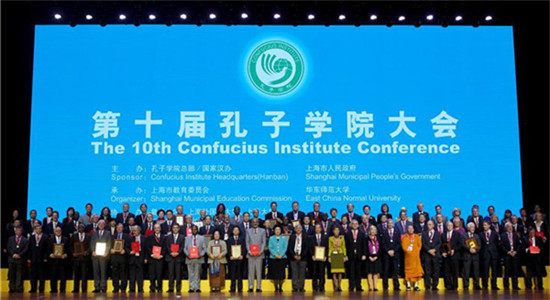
[91,219,111,293]
[501,222,522,290]
[462,222,481,290]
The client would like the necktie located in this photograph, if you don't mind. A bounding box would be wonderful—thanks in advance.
[16,236,20,245]
[486,231,489,241]
[447,232,451,242]
[317,235,320,244]
[118,233,122,239]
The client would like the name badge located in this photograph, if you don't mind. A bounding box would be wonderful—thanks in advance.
[407,245,413,252]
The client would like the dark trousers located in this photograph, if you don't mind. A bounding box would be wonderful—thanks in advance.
[481,256,499,289]
[8,262,23,292]
[443,258,460,289]
[111,258,128,291]
[148,259,163,292]
[503,255,520,289]
[311,261,326,291]
[128,262,144,292]
[422,254,440,289]
[167,260,182,291]
[348,258,363,290]
[382,254,400,289]
[229,260,244,291]
[50,259,66,292]
[72,260,88,292]
[30,262,46,292]
[462,256,480,289]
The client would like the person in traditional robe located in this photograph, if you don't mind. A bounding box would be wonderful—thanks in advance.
[401,224,423,291]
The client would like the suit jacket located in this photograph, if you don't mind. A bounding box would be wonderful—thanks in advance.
[199,224,216,236]
[246,227,266,258]
[160,220,177,235]
[164,233,185,262]
[146,234,166,260]
[287,233,310,260]
[310,233,329,258]
[25,219,39,236]
[341,212,361,222]
[307,211,326,225]
[70,232,91,261]
[238,221,252,237]
[302,224,315,236]
[421,230,442,257]
[135,213,148,226]
[227,234,247,259]
[362,215,377,226]
[442,230,463,260]
[84,222,99,234]
[286,211,306,222]
[345,229,367,260]
[479,230,500,259]
[45,221,63,237]
[184,234,206,263]
[461,232,482,260]
[380,227,401,255]
[230,215,243,226]
[413,211,430,226]
[216,223,234,241]
[110,232,129,262]
[396,220,413,235]
[64,219,82,237]
[466,215,484,232]
[28,233,49,263]
[500,232,522,254]
[90,229,112,258]
[128,235,146,264]
[7,235,29,263]
[115,212,135,225]
[48,235,70,259]
[414,223,428,234]
[264,211,284,223]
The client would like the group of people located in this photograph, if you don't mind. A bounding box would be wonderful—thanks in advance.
[4,201,548,294]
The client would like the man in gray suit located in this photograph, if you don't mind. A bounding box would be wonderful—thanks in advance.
[90,220,111,293]
[184,225,206,293]
[246,218,266,292]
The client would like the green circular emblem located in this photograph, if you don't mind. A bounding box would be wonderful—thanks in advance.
[247,40,304,96]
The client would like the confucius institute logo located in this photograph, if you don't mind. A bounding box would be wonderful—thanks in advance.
[247,40,304,96]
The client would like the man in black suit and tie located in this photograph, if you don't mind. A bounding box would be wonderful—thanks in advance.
[421,221,441,290]
[111,224,129,293]
[146,223,165,293]
[161,211,176,235]
[28,224,48,293]
[380,219,401,291]
[199,215,216,236]
[462,222,482,290]
[228,226,247,292]
[441,221,462,290]
[135,203,148,227]
[311,224,328,292]
[115,203,135,226]
[71,224,90,293]
[7,226,28,293]
[48,227,70,293]
[64,212,80,238]
[467,206,484,233]
[128,226,146,293]
[286,201,306,224]
[91,219,111,293]
[342,203,360,222]
[25,209,39,236]
[238,212,252,237]
[346,220,367,291]
[45,211,63,238]
[288,225,310,292]
[501,222,522,290]
[265,201,284,225]
[165,223,185,293]
[479,220,500,290]
[412,203,430,228]
[302,217,315,236]
[307,202,325,225]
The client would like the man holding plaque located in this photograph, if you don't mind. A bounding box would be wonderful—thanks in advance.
[228,226,246,292]
[311,224,328,292]
[462,222,482,290]
[146,223,165,293]
[71,223,90,293]
[288,224,310,292]
[185,225,206,293]
[110,223,129,293]
[91,219,111,293]
[165,223,184,293]
[286,201,306,226]
[128,226,145,293]
[48,227,69,293]
[246,218,266,292]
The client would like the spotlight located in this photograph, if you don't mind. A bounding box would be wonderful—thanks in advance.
[148,14,156,20]
[119,14,127,21]
[241,13,248,19]
[273,13,281,19]
[209,13,216,20]
[370,14,378,21]
[485,15,493,21]
[54,13,62,20]
[85,14,93,20]
[398,15,406,22]
[338,14,346,20]
[426,14,434,21]
[455,15,463,21]
[180,13,188,20]
[308,14,315,20]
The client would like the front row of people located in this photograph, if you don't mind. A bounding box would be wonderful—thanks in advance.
[6,218,547,293]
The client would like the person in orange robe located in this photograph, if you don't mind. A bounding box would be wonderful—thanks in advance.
[401,224,424,291]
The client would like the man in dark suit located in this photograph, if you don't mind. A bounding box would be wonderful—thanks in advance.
[48,227,70,293]
[412,203,430,228]
[265,201,284,225]
[128,226,146,293]
[165,223,185,293]
[71,224,90,293]
[523,228,545,290]
[286,201,306,224]
[115,203,135,226]
[199,215,216,236]
[441,221,462,290]
[396,211,413,235]
[466,206,484,233]
[361,205,377,226]
[501,223,522,290]
[228,226,246,292]
[342,203,360,222]
[91,219,111,293]
[135,203,149,227]
[288,225,310,292]
[462,222,482,290]
[28,224,48,293]
[479,220,500,290]
[421,221,441,290]
[346,220,367,291]
[380,219,401,291]
[25,209,39,237]
[217,217,234,242]
[307,202,325,226]
[238,212,252,237]
[146,223,165,293]
[161,211,176,235]
[310,224,328,292]
[111,224,129,293]
[7,226,28,292]
[42,207,53,227]
[64,212,81,238]
[45,211,63,238]
[302,217,315,236]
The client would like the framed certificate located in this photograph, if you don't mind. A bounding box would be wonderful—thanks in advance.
[442,242,451,255]
[176,216,184,226]
[95,242,107,256]
[291,220,301,227]
[113,239,124,253]
[231,245,241,259]
[53,244,64,257]
[212,245,221,257]
[465,237,479,250]
[314,246,326,260]
[73,242,85,256]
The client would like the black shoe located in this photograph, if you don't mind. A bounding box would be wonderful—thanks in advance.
[167,289,174,293]
[29,290,37,293]
[374,288,379,291]
[229,289,235,292]
[256,289,262,293]
[493,287,500,290]
[71,290,78,294]
[113,289,119,293]
[474,286,482,291]
[238,289,243,293]
[129,290,135,293]
[432,287,439,291]
[138,289,144,293]
[395,287,401,291]
[248,288,254,292]
[50,290,58,293]
[92,289,100,293]
[196,289,201,293]
[513,287,520,291]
